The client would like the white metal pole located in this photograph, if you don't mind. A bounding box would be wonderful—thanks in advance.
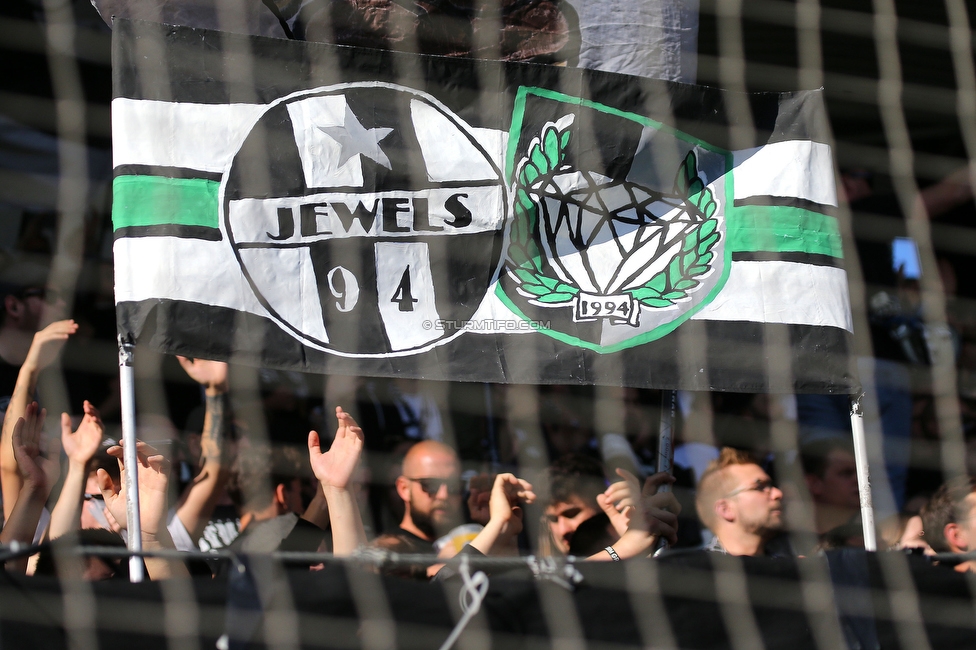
[849,394,877,552]
[653,390,677,556]
[118,335,144,582]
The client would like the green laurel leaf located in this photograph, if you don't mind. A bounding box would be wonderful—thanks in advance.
[626,148,722,309]
[544,128,560,168]
[647,273,667,293]
[643,298,673,308]
[521,283,551,296]
[538,274,560,290]
[628,215,720,308]
[536,292,577,304]
[507,117,578,302]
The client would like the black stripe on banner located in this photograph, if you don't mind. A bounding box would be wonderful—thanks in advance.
[734,196,836,216]
[114,165,223,182]
[114,225,222,241]
[731,251,843,268]
[116,299,857,394]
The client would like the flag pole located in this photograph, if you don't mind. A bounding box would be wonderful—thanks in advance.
[652,389,677,556]
[849,393,877,552]
[117,335,144,582]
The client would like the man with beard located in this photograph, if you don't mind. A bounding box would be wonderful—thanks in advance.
[695,448,787,556]
[392,440,462,552]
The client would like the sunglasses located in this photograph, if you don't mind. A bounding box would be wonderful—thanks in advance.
[405,477,462,497]
[725,478,776,498]
[21,287,63,304]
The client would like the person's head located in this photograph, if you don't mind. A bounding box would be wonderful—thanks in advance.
[695,448,784,553]
[541,393,594,458]
[920,477,976,554]
[801,438,860,511]
[228,443,306,517]
[542,454,607,555]
[395,440,461,540]
[0,257,64,331]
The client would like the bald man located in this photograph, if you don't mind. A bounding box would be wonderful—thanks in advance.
[393,440,463,552]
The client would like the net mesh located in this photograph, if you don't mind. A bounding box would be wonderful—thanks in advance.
[2,0,976,648]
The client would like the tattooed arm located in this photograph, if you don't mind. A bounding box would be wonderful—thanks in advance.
[174,357,232,543]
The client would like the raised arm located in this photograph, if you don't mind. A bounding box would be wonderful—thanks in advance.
[174,357,232,543]
[47,401,104,540]
[308,407,366,556]
[1,404,49,573]
[468,473,535,556]
[1,320,76,521]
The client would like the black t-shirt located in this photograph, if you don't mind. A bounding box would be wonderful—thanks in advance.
[394,527,435,555]
[0,356,21,415]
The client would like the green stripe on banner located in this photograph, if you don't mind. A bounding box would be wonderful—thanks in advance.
[112,175,219,230]
[725,205,843,258]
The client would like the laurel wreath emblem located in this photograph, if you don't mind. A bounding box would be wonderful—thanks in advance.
[508,117,721,309]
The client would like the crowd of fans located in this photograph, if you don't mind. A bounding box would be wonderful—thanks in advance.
[0,257,974,584]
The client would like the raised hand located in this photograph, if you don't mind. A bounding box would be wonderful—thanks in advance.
[24,320,78,371]
[466,473,494,526]
[11,402,47,489]
[96,440,161,531]
[308,407,364,491]
[488,472,535,537]
[61,401,103,466]
[177,356,228,394]
[312,406,367,555]
[467,473,535,557]
[598,468,642,537]
[1,402,52,566]
[634,471,681,546]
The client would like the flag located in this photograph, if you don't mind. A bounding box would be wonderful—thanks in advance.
[112,19,855,393]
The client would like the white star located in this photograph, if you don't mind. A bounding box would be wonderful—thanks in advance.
[317,104,394,170]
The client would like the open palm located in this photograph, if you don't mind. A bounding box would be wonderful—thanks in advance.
[96,440,163,532]
[308,407,364,491]
[11,403,47,489]
[61,400,103,465]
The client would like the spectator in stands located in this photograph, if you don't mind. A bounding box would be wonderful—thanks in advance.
[0,319,76,526]
[46,400,105,541]
[94,439,189,579]
[388,440,464,553]
[225,441,329,555]
[695,448,787,556]
[920,477,976,572]
[454,463,677,571]
[0,259,68,411]
[542,454,678,556]
[0,402,55,573]
[308,406,368,555]
[801,438,861,545]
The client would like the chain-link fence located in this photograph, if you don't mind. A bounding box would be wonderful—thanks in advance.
[1,0,976,648]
